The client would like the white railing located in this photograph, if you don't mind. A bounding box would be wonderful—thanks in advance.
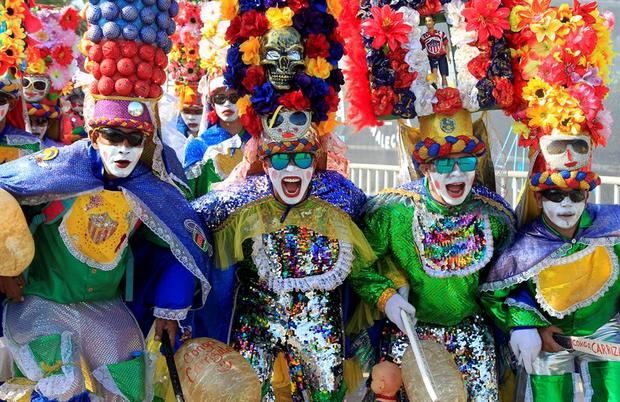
[349,163,620,207]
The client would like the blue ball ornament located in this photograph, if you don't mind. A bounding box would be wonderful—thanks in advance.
[143,0,156,5]
[168,1,178,17]
[122,24,139,40]
[87,25,103,42]
[140,26,157,44]
[90,0,101,5]
[121,5,139,21]
[166,20,176,35]
[140,7,156,24]
[102,21,121,39]
[86,5,101,23]
[156,12,170,29]
[161,37,172,53]
[100,1,119,20]
[157,0,171,12]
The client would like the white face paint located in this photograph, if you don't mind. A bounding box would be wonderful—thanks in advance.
[428,164,476,206]
[0,103,9,121]
[98,142,144,178]
[539,133,591,171]
[181,112,202,134]
[542,196,586,230]
[267,163,314,206]
[23,75,50,103]
[214,100,239,122]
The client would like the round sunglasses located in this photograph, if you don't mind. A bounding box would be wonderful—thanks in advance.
[212,93,240,105]
[542,189,586,203]
[432,156,478,174]
[22,77,49,92]
[269,152,313,170]
[97,127,145,147]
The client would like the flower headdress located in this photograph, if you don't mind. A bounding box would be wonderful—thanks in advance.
[0,0,30,76]
[340,0,514,129]
[25,6,81,119]
[508,0,614,192]
[83,0,178,135]
[169,0,208,109]
[221,0,345,143]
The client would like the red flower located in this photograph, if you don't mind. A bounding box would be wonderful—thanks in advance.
[59,7,80,31]
[361,5,411,51]
[240,106,263,137]
[242,66,266,92]
[306,34,330,58]
[278,90,311,110]
[433,88,462,115]
[325,87,340,112]
[371,86,397,116]
[417,0,443,17]
[568,83,602,121]
[288,0,310,13]
[572,0,597,25]
[389,52,418,89]
[467,54,490,80]
[492,77,514,108]
[538,56,569,86]
[462,0,510,44]
[565,25,598,56]
[52,46,74,66]
[226,11,269,42]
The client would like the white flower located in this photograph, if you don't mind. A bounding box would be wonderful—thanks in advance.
[201,1,221,23]
[412,83,436,116]
[454,45,480,72]
[449,25,477,47]
[405,49,430,74]
[398,7,420,28]
[444,0,466,26]
[460,84,480,111]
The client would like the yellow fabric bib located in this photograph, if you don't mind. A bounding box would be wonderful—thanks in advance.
[61,190,135,269]
[213,150,243,179]
[536,246,616,317]
[0,147,22,164]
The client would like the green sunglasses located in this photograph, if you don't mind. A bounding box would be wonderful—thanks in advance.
[433,156,478,174]
[269,152,313,170]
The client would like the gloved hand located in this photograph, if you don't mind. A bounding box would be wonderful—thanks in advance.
[384,293,416,333]
[510,328,542,374]
[397,285,410,300]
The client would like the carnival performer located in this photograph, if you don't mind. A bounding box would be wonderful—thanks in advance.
[191,1,372,399]
[0,0,211,399]
[480,2,618,400]
[182,1,247,198]
[349,109,515,401]
[60,72,91,145]
[23,6,81,146]
[0,70,40,163]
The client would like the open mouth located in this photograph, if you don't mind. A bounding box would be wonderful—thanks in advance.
[445,182,466,199]
[281,176,302,198]
[564,161,578,168]
[114,160,131,169]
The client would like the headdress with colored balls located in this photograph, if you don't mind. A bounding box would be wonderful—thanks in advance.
[507,0,613,192]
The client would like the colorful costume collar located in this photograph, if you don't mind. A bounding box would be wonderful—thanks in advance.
[192,170,367,230]
[482,205,620,292]
[0,140,211,306]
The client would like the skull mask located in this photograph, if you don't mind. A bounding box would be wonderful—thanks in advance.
[260,28,304,90]
[23,75,51,103]
[539,132,592,171]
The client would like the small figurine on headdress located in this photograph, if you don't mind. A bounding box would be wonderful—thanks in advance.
[481,2,618,400]
[182,0,247,198]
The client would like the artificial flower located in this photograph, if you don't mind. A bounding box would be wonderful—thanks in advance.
[325,86,340,112]
[236,94,252,116]
[293,8,336,36]
[48,64,69,90]
[476,78,496,108]
[361,5,411,51]
[492,77,514,108]
[412,82,436,116]
[306,57,332,79]
[433,87,463,115]
[59,7,80,31]
[449,24,477,47]
[397,6,420,28]
[52,45,73,66]
[393,90,417,118]
[239,36,261,65]
[226,10,269,42]
[242,66,266,92]
[565,24,597,56]
[509,0,551,32]
[240,106,262,136]
[572,0,597,25]
[266,7,294,29]
[221,0,239,20]
[327,0,342,18]
[278,90,311,110]
[585,108,612,146]
[443,0,466,26]
[530,14,562,42]
[417,0,442,16]
[568,83,602,121]
[305,34,330,59]
[317,112,338,136]
[391,58,418,89]
[462,0,510,43]
[467,53,490,80]
[404,49,430,75]
[371,86,397,116]
[288,0,309,13]
[526,104,559,131]
[460,82,480,111]
[522,77,552,105]
[250,82,277,114]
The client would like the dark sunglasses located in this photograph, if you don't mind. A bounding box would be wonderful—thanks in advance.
[542,189,587,203]
[22,78,49,91]
[269,152,313,170]
[97,128,145,147]
[212,93,240,105]
[433,156,477,174]
[268,111,308,128]
[546,139,589,155]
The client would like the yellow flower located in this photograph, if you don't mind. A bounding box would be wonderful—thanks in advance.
[221,0,239,20]
[202,21,218,39]
[26,59,46,75]
[306,57,332,79]
[556,4,583,36]
[236,95,252,116]
[530,15,562,42]
[327,0,342,18]
[318,113,339,136]
[512,121,530,139]
[266,7,294,29]
[522,77,552,105]
[240,36,261,66]
[527,105,559,130]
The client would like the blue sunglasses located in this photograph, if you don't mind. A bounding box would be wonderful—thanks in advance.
[433,156,477,174]
[269,152,314,170]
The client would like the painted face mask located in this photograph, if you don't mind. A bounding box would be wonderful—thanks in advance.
[181,111,202,133]
[427,156,477,206]
[539,133,591,171]
[541,189,587,230]
[267,152,314,205]
[0,103,9,121]
[22,75,50,103]
[212,92,239,123]
[97,130,145,178]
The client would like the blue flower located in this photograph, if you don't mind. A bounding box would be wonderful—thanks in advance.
[293,8,335,36]
[326,69,344,92]
[328,42,344,66]
[393,90,417,118]
[239,0,262,13]
[251,82,278,114]
[476,78,496,108]
[224,45,247,91]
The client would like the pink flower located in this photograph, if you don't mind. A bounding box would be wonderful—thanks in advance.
[462,0,510,43]
[568,83,602,121]
[362,6,411,51]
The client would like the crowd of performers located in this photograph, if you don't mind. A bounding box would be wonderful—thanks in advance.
[0,0,617,401]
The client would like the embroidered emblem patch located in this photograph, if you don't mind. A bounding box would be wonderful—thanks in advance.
[184,219,212,255]
[88,212,119,244]
[34,147,59,168]
[440,117,456,134]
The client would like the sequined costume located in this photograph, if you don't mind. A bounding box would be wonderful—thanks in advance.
[350,179,514,401]
[481,206,620,401]
[0,142,210,401]
[194,171,375,401]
